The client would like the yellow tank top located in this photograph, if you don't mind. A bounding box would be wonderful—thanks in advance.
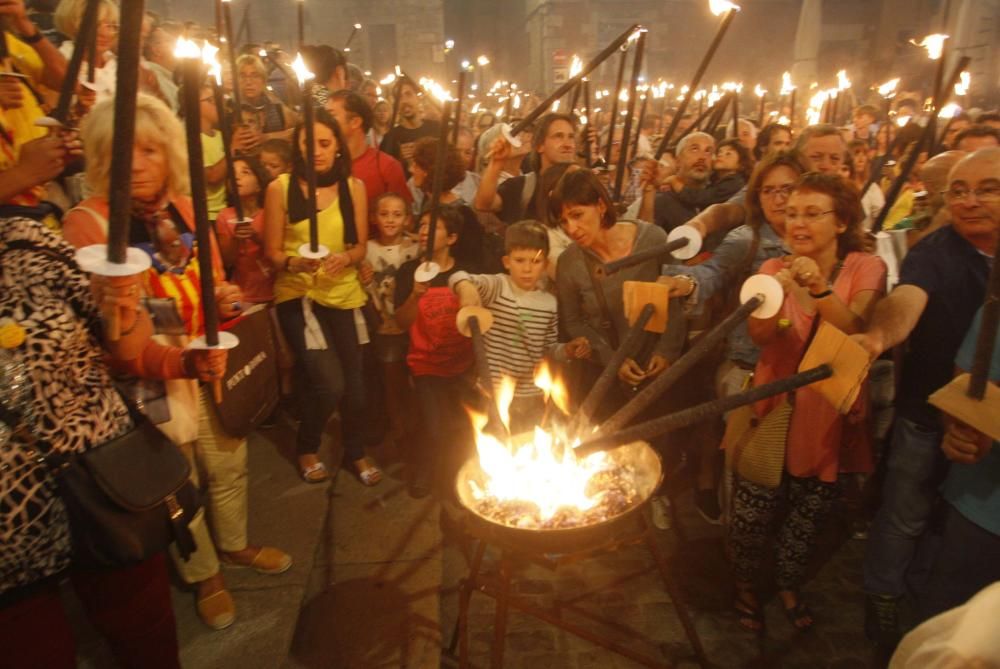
[272,174,367,309]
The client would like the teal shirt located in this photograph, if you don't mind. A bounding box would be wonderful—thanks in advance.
[942,308,1000,535]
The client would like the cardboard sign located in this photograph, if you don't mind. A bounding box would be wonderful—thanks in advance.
[929,373,1000,442]
[622,281,670,333]
[798,321,871,414]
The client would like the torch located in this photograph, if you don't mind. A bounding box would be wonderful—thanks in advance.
[415,96,454,283]
[780,71,796,130]
[452,64,468,145]
[72,0,151,339]
[344,23,362,51]
[221,0,243,117]
[291,53,327,260]
[203,44,244,225]
[176,36,239,398]
[877,78,900,151]
[42,0,101,127]
[655,0,740,159]
[631,86,649,157]
[755,84,766,128]
[603,44,631,167]
[612,29,646,203]
[297,0,305,49]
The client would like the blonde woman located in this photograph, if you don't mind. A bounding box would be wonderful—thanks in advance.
[62,94,291,631]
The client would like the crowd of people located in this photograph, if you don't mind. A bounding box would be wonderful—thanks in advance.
[0,0,998,667]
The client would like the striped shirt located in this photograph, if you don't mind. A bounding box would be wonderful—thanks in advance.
[449,272,558,398]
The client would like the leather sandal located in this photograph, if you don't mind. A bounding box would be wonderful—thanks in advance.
[221,546,292,575]
[197,589,236,630]
[734,585,765,635]
[300,461,329,483]
[784,596,815,632]
[355,458,383,487]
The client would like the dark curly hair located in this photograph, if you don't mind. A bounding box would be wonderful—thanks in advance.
[790,172,865,259]
[412,137,466,192]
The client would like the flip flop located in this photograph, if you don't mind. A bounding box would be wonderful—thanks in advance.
[356,460,383,487]
[300,461,329,484]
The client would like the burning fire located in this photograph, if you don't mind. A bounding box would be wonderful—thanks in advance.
[709,0,741,16]
[465,367,638,529]
[912,33,948,60]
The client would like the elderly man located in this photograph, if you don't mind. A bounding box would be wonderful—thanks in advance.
[794,123,848,175]
[858,148,1000,655]
[653,131,715,232]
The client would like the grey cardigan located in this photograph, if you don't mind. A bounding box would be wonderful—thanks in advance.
[556,220,686,366]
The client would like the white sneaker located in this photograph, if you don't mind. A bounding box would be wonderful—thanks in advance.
[649,494,672,530]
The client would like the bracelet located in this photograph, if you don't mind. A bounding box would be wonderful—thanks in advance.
[20,30,44,44]
[808,286,833,299]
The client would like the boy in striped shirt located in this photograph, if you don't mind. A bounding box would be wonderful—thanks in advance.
[450,221,590,432]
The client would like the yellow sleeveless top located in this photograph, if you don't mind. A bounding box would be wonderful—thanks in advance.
[272,174,367,309]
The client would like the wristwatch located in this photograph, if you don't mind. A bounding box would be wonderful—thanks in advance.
[20,30,44,44]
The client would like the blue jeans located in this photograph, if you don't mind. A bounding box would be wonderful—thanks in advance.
[277,300,366,460]
[863,416,946,597]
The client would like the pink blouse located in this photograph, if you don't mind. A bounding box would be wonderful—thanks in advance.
[753,252,887,482]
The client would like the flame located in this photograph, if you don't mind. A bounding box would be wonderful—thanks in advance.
[534,361,571,416]
[777,115,791,125]
[877,78,900,98]
[477,55,490,67]
[912,33,948,60]
[201,43,221,84]
[896,115,912,127]
[569,55,583,78]
[754,84,766,98]
[693,89,707,101]
[780,71,795,95]
[380,73,396,85]
[938,102,961,119]
[513,93,521,109]
[709,0,740,15]
[471,101,481,113]
[955,71,970,96]
[837,69,851,91]
[419,77,453,102]
[291,53,314,85]
[551,99,560,112]
[618,89,629,102]
[466,366,614,523]
[173,36,201,60]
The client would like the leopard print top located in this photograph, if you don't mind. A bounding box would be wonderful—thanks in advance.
[0,217,131,594]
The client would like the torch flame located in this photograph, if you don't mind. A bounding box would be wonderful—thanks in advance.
[173,36,201,60]
[380,73,396,85]
[911,33,949,60]
[709,0,741,15]
[877,78,900,98]
[896,115,912,127]
[534,361,571,416]
[754,84,766,98]
[836,69,851,91]
[955,71,970,96]
[569,55,583,78]
[938,102,961,119]
[780,71,795,95]
[201,43,221,84]
[291,53,314,85]
[513,93,522,109]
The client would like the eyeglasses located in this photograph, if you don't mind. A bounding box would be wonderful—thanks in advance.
[759,184,794,199]
[942,186,1000,204]
[238,72,265,81]
[785,209,835,224]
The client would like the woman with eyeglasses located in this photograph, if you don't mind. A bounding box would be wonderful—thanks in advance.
[232,54,297,154]
[729,172,886,634]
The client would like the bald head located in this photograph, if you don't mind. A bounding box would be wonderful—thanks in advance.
[946,147,1000,252]
[921,150,967,199]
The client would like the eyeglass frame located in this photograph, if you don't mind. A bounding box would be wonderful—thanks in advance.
[941,185,1000,204]
[783,209,836,224]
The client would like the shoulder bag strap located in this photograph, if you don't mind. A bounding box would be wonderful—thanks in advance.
[581,251,619,350]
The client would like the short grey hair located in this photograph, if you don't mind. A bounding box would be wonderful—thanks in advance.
[676,131,715,156]
[794,123,845,152]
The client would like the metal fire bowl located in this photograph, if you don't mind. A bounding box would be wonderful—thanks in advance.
[455,440,663,555]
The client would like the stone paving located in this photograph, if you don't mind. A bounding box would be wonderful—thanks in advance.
[75,418,879,668]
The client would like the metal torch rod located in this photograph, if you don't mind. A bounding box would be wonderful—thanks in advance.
[603,47,629,167]
[654,7,738,159]
[871,55,970,233]
[509,24,641,137]
[595,294,765,436]
[668,91,732,151]
[573,303,655,433]
[575,364,833,456]
[613,30,646,203]
[469,316,508,439]
[52,0,101,124]
[602,237,689,275]
[422,100,453,262]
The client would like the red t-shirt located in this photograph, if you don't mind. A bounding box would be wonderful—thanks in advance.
[395,259,472,377]
[216,207,274,304]
[352,147,412,216]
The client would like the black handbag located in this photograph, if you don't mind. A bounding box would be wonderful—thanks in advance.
[41,413,202,568]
